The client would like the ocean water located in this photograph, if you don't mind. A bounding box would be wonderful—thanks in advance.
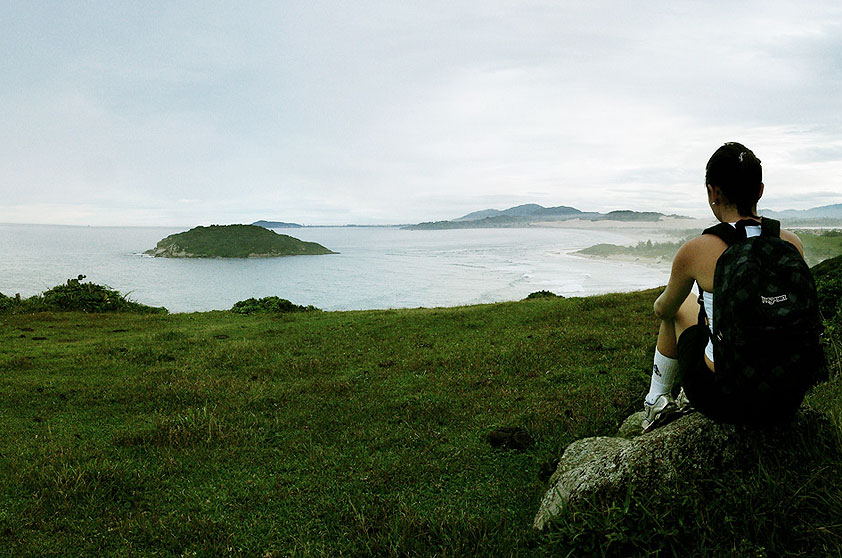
[0,224,671,313]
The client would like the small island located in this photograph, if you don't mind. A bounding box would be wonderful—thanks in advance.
[252,220,303,228]
[145,224,335,258]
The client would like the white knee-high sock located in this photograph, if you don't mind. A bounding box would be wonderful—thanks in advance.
[645,348,679,405]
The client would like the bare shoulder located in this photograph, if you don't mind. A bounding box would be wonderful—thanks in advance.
[675,233,727,262]
[779,228,805,256]
[671,236,703,267]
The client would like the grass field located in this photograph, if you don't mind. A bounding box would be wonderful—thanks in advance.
[799,229,842,265]
[1,277,841,555]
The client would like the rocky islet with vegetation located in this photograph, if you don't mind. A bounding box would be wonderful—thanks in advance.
[144,224,334,258]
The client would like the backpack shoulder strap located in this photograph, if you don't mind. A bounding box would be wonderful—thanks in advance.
[760,217,781,238]
[702,222,742,246]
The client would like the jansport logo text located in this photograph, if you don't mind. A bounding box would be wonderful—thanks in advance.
[761,294,788,305]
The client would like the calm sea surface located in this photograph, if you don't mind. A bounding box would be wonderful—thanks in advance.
[0,224,670,313]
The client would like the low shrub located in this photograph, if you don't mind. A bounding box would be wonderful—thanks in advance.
[814,256,842,321]
[230,296,319,315]
[813,257,842,373]
[0,276,166,314]
[525,290,561,300]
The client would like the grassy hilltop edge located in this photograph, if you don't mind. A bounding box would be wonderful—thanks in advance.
[145,224,335,258]
[0,260,840,555]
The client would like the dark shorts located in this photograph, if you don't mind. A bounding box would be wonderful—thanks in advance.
[676,325,803,425]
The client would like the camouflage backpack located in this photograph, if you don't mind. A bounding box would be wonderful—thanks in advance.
[701,218,827,409]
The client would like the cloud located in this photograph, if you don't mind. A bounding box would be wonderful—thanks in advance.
[1,1,841,225]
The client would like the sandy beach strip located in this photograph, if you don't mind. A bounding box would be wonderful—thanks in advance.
[533,217,715,243]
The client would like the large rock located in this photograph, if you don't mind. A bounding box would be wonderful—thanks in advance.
[534,408,835,530]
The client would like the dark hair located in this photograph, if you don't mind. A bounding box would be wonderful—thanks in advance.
[705,142,763,218]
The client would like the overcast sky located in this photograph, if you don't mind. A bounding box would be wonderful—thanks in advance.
[2,1,841,226]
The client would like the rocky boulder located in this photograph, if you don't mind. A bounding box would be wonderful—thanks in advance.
[534,408,836,530]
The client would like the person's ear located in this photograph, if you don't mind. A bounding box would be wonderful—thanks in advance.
[706,184,720,205]
[758,183,764,201]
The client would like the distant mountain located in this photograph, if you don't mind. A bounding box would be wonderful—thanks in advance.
[252,220,303,228]
[761,204,842,224]
[406,205,682,230]
[453,209,506,222]
[454,204,584,221]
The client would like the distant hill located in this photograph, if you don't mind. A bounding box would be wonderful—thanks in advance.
[252,220,303,228]
[406,204,682,230]
[453,209,506,222]
[603,210,668,221]
[145,224,334,258]
[761,204,842,225]
[453,204,584,222]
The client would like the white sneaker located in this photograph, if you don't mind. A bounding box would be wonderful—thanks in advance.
[676,387,694,414]
[642,393,678,433]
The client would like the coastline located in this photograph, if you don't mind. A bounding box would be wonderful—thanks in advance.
[536,217,712,266]
[0,224,676,312]
[534,216,714,243]
[569,250,672,266]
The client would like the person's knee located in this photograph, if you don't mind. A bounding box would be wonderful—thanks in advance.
[675,293,700,335]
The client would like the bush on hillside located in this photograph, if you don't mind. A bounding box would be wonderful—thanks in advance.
[230,296,319,315]
[0,276,167,314]
[813,255,842,321]
[813,257,842,381]
[525,290,562,300]
[819,274,842,321]
[0,292,16,312]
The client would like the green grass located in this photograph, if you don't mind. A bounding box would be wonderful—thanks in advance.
[798,229,842,266]
[1,283,840,556]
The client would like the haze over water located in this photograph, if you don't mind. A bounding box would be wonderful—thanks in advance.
[0,224,671,313]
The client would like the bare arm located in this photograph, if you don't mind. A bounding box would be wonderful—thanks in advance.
[654,239,699,320]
